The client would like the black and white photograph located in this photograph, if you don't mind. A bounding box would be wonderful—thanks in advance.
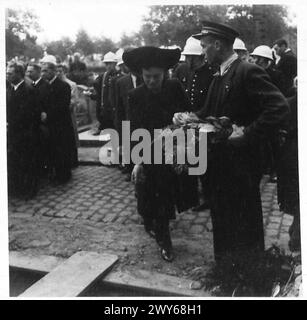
[0,0,304,300]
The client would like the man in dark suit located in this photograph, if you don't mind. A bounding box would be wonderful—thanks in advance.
[7,63,41,198]
[273,39,297,96]
[26,63,52,176]
[113,66,142,180]
[174,21,289,262]
[41,62,75,184]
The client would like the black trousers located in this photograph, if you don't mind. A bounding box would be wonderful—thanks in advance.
[208,144,265,261]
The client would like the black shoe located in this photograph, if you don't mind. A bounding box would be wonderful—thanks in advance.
[160,248,174,262]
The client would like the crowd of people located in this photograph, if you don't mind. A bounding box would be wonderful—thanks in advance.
[6,19,299,263]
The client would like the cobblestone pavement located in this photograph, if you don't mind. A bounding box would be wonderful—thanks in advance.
[8,165,293,282]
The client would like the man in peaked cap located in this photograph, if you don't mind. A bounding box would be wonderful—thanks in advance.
[174,21,290,262]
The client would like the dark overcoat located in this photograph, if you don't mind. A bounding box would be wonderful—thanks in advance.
[48,77,75,182]
[277,93,299,216]
[7,81,41,195]
[276,50,297,95]
[114,74,139,135]
[196,58,290,259]
[32,78,52,170]
[92,70,120,128]
[128,79,199,222]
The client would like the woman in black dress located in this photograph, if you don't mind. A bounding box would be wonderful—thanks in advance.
[123,47,198,261]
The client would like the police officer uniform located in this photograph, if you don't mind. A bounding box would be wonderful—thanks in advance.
[193,21,290,261]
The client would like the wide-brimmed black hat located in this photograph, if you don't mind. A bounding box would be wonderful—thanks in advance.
[122,46,181,73]
[192,20,239,42]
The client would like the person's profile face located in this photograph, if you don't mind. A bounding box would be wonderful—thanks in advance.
[200,37,218,65]
[41,65,54,81]
[26,66,40,81]
[273,44,282,56]
[142,67,165,92]
[56,66,65,79]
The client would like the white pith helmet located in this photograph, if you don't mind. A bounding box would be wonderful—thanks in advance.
[102,51,117,63]
[115,48,124,66]
[40,55,57,65]
[182,37,203,56]
[233,38,247,51]
[251,45,274,61]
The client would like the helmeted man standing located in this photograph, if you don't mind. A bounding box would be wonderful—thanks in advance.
[174,21,289,261]
[90,51,120,135]
[250,45,287,96]
[174,36,216,211]
[178,36,215,112]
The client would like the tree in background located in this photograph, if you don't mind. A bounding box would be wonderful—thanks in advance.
[138,5,228,48]
[5,8,43,60]
[74,28,95,56]
[227,5,291,51]
[6,5,297,61]
[44,37,74,60]
[118,32,143,48]
[137,5,296,52]
[93,37,117,55]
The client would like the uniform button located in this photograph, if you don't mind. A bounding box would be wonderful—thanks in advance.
[193,79,196,82]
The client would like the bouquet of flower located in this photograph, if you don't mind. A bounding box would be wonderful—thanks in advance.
[154,115,233,175]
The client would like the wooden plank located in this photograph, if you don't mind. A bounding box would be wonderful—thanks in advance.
[10,251,65,274]
[19,251,118,297]
[103,269,211,297]
[10,251,211,297]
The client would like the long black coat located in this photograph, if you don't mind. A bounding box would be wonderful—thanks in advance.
[7,81,41,195]
[92,70,120,128]
[197,58,290,259]
[114,74,140,136]
[128,79,199,222]
[276,50,297,95]
[48,77,75,181]
[277,93,299,216]
[32,78,52,170]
